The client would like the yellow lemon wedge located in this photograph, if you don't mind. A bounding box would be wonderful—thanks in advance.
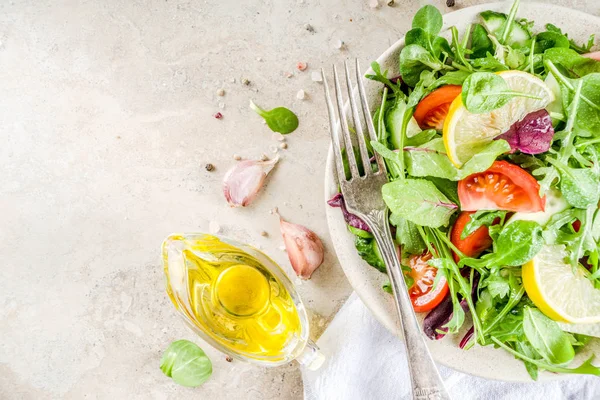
[523,245,600,323]
[443,70,554,167]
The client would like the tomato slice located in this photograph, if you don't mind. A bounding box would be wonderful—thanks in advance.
[405,253,449,312]
[413,85,462,130]
[450,212,495,262]
[458,160,546,212]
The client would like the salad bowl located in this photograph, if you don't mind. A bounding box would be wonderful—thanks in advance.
[324,1,600,382]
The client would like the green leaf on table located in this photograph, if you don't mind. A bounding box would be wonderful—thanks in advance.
[382,178,457,228]
[523,307,575,365]
[399,44,444,87]
[412,4,443,37]
[249,101,299,134]
[160,340,213,387]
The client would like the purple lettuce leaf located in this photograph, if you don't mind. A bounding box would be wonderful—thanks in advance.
[423,271,480,340]
[327,193,371,233]
[496,109,554,155]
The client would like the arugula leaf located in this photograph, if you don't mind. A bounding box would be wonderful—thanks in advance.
[405,129,438,147]
[470,23,494,59]
[470,54,510,72]
[390,214,427,255]
[365,61,402,96]
[460,210,507,240]
[554,162,600,209]
[399,44,445,87]
[523,307,575,365]
[462,220,543,269]
[429,70,471,89]
[425,177,460,206]
[382,178,457,228]
[492,338,600,377]
[484,273,511,299]
[412,5,443,37]
[160,340,213,387]
[545,23,595,54]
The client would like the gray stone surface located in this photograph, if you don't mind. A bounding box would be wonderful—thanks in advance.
[1,0,597,399]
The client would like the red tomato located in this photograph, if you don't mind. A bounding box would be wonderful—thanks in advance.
[406,253,449,312]
[458,160,546,212]
[413,85,462,130]
[573,220,582,232]
[450,212,495,262]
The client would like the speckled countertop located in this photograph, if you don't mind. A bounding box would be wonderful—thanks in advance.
[2,0,598,399]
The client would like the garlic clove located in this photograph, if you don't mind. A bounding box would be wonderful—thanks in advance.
[223,157,279,207]
[278,214,324,279]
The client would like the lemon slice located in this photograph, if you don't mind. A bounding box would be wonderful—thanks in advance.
[443,70,554,167]
[523,245,600,323]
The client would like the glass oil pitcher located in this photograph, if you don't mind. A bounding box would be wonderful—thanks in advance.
[162,233,324,369]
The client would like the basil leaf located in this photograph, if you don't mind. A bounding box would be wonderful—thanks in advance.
[382,178,457,228]
[160,340,213,387]
[412,5,443,37]
[523,307,575,365]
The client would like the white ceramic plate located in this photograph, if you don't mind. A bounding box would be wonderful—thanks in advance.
[324,2,600,382]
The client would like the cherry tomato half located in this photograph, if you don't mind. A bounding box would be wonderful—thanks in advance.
[458,160,546,212]
[405,252,449,312]
[450,211,495,262]
[413,85,462,130]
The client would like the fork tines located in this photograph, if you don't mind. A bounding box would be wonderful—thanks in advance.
[322,59,386,182]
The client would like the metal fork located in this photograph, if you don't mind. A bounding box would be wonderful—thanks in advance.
[322,60,451,400]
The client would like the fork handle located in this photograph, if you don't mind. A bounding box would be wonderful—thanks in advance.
[368,215,451,400]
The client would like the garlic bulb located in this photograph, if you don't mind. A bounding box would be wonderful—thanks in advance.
[223,157,279,207]
[278,214,325,279]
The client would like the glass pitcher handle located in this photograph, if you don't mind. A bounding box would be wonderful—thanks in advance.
[295,339,325,370]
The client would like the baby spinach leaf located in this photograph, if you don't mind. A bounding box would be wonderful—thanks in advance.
[430,70,471,89]
[460,210,507,240]
[355,236,385,273]
[425,177,460,206]
[412,4,443,37]
[432,36,452,60]
[399,44,444,87]
[405,129,438,147]
[545,23,595,54]
[534,31,570,54]
[492,220,544,266]
[522,307,575,365]
[382,178,457,228]
[470,23,494,59]
[250,101,299,134]
[160,340,213,387]
[544,48,600,78]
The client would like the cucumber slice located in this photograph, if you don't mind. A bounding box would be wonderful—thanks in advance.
[480,10,531,47]
[386,100,422,150]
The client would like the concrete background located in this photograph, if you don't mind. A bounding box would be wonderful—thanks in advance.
[1,0,597,399]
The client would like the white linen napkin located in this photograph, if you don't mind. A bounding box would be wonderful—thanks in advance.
[302,293,600,400]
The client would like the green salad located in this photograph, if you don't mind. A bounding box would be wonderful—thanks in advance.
[328,0,600,379]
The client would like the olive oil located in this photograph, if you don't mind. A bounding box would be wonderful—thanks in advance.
[163,234,305,363]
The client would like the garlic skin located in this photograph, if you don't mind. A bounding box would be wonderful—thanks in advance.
[278,215,325,279]
[223,157,279,207]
